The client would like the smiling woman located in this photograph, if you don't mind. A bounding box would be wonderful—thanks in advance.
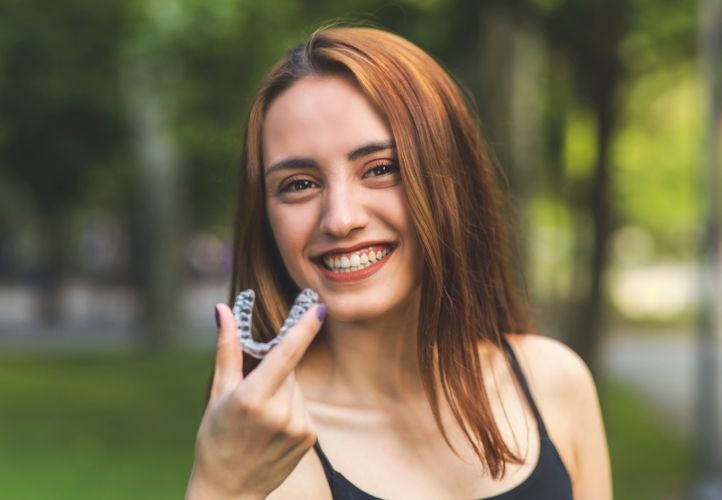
[186,25,611,500]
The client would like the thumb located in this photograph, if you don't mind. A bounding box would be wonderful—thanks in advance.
[211,303,244,398]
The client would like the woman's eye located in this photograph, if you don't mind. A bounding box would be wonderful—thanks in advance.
[364,162,400,178]
[279,178,317,193]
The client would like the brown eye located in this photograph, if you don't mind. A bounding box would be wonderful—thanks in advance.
[280,178,318,193]
[364,162,400,178]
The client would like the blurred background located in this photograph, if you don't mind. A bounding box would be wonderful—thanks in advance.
[0,0,720,498]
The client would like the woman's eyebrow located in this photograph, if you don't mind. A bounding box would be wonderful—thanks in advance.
[265,140,396,176]
[265,158,319,176]
[347,140,396,161]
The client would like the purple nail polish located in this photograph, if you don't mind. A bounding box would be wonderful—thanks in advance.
[214,306,221,328]
[316,304,327,322]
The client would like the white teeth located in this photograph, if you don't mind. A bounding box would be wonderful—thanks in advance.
[321,246,393,273]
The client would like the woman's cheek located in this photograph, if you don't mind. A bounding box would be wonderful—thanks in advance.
[269,205,313,265]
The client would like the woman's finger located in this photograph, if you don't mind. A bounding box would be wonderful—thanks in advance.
[211,303,244,395]
[245,304,326,397]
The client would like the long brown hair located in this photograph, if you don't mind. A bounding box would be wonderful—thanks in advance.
[230,25,529,478]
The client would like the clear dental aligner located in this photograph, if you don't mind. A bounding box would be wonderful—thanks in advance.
[232,288,319,359]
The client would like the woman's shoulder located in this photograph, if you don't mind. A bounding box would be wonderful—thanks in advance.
[503,333,595,401]
[502,333,611,497]
[502,333,599,435]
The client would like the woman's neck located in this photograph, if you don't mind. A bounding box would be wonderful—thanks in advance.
[299,287,427,406]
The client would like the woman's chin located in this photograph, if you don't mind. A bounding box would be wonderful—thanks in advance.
[322,300,393,325]
[322,290,420,326]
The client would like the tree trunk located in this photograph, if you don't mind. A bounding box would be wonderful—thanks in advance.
[508,21,546,311]
[694,0,722,492]
[569,73,618,376]
[124,62,183,351]
[473,7,534,293]
[35,209,66,328]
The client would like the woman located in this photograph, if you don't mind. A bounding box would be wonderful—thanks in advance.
[186,25,611,499]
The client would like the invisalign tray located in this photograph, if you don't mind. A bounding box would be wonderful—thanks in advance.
[232,288,319,358]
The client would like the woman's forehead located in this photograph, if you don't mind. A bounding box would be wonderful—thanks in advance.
[262,75,392,169]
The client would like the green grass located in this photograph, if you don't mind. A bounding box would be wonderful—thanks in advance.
[0,351,213,500]
[602,380,695,500]
[0,351,695,499]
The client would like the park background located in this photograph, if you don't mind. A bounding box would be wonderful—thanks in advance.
[0,0,720,498]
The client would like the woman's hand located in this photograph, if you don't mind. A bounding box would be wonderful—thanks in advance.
[185,302,326,499]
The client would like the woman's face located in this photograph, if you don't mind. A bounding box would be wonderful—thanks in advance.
[262,74,422,322]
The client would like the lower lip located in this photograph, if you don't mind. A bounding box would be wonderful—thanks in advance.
[316,249,394,283]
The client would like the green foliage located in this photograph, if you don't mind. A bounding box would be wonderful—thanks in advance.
[0,0,133,214]
[614,69,701,257]
[564,109,597,182]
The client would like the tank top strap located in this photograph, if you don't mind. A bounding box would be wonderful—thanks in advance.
[500,336,549,438]
[313,440,336,484]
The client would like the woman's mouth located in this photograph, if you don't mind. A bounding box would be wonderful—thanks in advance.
[315,244,396,281]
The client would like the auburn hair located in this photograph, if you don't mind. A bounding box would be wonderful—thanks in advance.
[230,25,529,478]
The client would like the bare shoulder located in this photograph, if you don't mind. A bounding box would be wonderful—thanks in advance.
[504,333,594,398]
[504,333,612,500]
[503,332,599,433]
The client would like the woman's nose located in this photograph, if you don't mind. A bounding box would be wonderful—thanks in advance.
[319,184,368,238]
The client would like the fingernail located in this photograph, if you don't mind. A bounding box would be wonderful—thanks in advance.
[214,305,221,328]
[316,304,327,322]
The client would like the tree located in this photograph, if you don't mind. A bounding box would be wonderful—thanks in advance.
[0,0,132,325]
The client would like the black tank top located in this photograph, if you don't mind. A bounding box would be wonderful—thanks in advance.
[312,337,574,499]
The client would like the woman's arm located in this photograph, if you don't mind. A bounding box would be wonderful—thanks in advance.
[561,344,612,499]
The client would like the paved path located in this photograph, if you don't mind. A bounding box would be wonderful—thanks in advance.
[601,332,719,438]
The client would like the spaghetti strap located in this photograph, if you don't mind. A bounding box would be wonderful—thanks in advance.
[313,440,335,484]
[500,336,549,438]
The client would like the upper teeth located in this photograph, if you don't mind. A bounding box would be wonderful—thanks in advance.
[323,247,391,272]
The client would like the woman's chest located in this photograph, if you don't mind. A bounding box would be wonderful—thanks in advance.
[306,399,543,499]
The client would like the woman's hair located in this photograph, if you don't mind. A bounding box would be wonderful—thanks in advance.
[230,25,529,478]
